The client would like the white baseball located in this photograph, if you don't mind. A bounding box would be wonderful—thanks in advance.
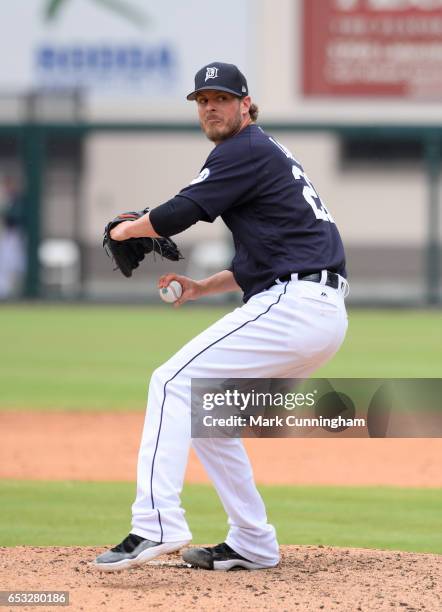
[159,280,183,303]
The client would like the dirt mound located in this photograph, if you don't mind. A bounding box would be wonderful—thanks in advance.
[0,545,440,611]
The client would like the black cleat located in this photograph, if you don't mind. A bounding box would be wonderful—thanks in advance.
[182,542,272,571]
[93,533,190,571]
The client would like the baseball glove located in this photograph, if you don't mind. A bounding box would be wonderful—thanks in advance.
[103,207,183,278]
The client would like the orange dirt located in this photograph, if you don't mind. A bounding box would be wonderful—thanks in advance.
[1,411,441,611]
[0,545,440,612]
[1,411,441,486]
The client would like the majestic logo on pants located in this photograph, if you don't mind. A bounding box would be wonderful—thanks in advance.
[205,67,219,81]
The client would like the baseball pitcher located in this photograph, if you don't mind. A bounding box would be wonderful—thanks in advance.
[95,61,349,571]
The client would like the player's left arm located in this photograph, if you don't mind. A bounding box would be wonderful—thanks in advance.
[110,210,159,241]
[110,196,206,241]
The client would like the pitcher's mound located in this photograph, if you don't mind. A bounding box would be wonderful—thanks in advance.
[0,545,440,611]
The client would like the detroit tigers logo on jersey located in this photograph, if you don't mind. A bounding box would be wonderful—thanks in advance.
[190,167,210,184]
[205,67,219,81]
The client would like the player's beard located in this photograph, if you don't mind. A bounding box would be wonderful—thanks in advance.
[201,108,243,143]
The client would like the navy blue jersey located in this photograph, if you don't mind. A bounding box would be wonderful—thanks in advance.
[179,124,346,302]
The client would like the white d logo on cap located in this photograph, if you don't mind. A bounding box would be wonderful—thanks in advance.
[205,67,219,81]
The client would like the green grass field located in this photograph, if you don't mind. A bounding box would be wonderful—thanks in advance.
[0,305,441,410]
[1,481,441,554]
[1,305,441,555]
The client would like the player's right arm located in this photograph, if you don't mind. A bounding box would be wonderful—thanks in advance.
[158,270,241,308]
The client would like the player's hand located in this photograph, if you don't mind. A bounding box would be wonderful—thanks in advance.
[110,221,133,241]
[158,273,204,308]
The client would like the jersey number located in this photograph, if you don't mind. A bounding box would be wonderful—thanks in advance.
[291,165,334,223]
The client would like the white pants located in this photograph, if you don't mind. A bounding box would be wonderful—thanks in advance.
[131,277,348,567]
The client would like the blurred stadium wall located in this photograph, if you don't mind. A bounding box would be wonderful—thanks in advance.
[0,0,440,305]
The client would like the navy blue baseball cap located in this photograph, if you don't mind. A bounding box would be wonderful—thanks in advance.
[187,62,248,100]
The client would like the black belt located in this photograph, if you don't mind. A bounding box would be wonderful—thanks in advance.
[278,270,340,289]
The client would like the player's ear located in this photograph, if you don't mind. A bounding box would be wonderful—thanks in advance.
[240,95,251,115]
